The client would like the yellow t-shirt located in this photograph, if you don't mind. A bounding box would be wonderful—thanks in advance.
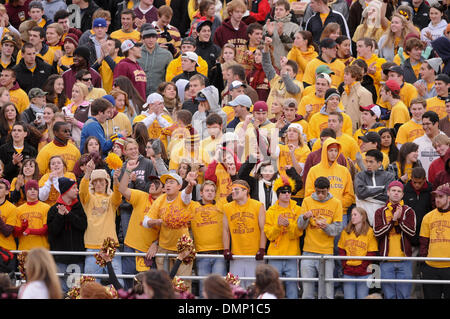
[224,198,263,255]
[298,93,324,119]
[9,87,30,114]
[353,125,385,148]
[308,110,353,141]
[420,208,450,268]
[426,96,447,119]
[190,201,225,252]
[212,163,233,202]
[36,141,81,175]
[125,189,159,253]
[395,120,425,145]
[0,200,18,250]
[303,57,345,88]
[147,192,194,251]
[10,177,27,207]
[378,82,418,111]
[388,100,411,129]
[16,201,50,250]
[99,56,124,93]
[110,29,141,43]
[79,178,122,249]
[338,228,378,266]
[300,195,343,255]
[133,114,174,151]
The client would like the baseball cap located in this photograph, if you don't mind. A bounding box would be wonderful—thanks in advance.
[181,51,199,66]
[93,18,107,28]
[253,101,268,112]
[360,104,381,119]
[316,73,332,85]
[195,91,208,102]
[1,33,17,48]
[142,26,158,38]
[28,88,47,99]
[435,74,450,84]
[229,80,246,91]
[228,94,252,109]
[432,184,450,196]
[196,19,213,32]
[383,65,404,76]
[319,38,337,49]
[160,172,183,185]
[315,65,335,75]
[146,93,164,105]
[121,39,142,53]
[384,79,401,94]
[181,36,196,46]
[358,131,381,144]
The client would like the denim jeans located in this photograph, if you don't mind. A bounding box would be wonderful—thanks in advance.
[343,274,370,299]
[84,248,124,287]
[334,210,349,292]
[300,251,335,299]
[121,245,138,290]
[380,261,412,299]
[120,210,132,239]
[196,257,227,296]
[56,262,84,294]
[269,259,299,299]
[229,258,263,289]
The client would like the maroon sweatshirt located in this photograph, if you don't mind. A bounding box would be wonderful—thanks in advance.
[62,67,102,99]
[213,18,248,62]
[113,58,147,101]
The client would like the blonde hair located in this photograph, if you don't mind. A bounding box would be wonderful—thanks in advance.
[92,8,111,21]
[73,82,89,99]
[381,13,409,50]
[225,0,247,18]
[47,23,63,36]
[24,248,62,299]
[345,207,370,236]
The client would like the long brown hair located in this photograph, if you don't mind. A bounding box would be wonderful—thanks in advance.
[24,248,62,299]
[254,264,285,299]
[345,207,370,236]
[203,274,234,299]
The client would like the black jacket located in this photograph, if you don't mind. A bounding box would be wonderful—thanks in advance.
[305,10,350,44]
[0,142,37,182]
[411,1,430,30]
[402,58,422,84]
[12,56,55,94]
[79,1,100,33]
[170,0,191,37]
[403,180,433,247]
[47,198,88,264]
[196,40,221,71]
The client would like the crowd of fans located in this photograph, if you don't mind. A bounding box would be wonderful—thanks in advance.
[0,0,449,300]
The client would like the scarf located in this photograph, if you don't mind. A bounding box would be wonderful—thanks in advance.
[344,81,356,96]
[249,63,266,89]
[386,200,404,232]
[258,179,277,209]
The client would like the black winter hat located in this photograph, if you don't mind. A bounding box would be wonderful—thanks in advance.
[58,177,76,196]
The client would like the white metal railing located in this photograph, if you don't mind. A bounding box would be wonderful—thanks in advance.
[10,250,450,299]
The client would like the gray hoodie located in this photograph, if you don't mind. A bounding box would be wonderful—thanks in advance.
[42,0,67,21]
[354,167,395,203]
[192,86,228,140]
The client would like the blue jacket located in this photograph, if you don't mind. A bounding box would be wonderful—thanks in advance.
[80,117,113,156]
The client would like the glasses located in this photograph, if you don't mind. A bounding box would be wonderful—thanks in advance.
[82,77,92,82]
[279,190,292,194]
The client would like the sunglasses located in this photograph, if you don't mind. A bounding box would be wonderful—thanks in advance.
[82,77,92,82]
[279,190,292,194]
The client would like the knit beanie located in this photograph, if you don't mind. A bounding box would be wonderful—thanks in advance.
[64,32,79,47]
[25,180,39,192]
[426,57,443,74]
[102,95,116,106]
[325,88,340,103]
[58,177,76,196]
[388,180,404,191]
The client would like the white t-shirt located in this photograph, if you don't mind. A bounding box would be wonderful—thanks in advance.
[19,281,50,299]
[257,292,277,299]
[413,132,444,178]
